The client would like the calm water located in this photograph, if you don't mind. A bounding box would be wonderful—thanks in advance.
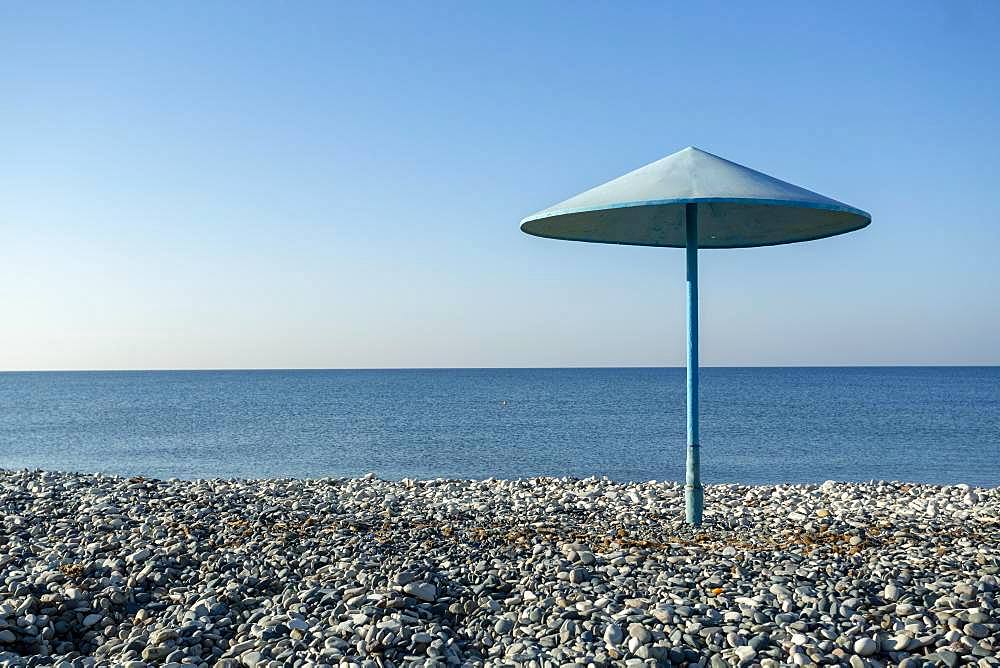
[0,368,997,486]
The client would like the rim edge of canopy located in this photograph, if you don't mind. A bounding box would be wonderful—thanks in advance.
[519,196,872,249]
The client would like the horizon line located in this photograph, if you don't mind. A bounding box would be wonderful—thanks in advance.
[2,363,999,373]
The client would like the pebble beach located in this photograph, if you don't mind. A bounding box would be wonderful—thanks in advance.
[0,470,997,668]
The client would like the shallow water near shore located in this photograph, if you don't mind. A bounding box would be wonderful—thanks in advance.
[0,367,998,485]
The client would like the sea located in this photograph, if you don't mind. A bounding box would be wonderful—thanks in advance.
[0,367,997,486]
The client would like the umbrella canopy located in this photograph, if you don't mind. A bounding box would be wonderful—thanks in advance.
[520,146,871,248]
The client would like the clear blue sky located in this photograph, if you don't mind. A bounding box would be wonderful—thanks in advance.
[3,2,999,369]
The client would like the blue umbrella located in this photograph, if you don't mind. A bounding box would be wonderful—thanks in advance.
[521,147,871,524]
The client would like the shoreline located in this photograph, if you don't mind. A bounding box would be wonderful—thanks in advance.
[0,470,997,667]
[4,468,999,490]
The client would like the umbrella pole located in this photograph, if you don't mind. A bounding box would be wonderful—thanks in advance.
[685,202,703,525]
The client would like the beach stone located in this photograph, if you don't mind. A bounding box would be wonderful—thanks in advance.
[240,649,263,667]
[854,637,877,657]
[149,629,178,645]
[734,646,757,665]
[128,548,152,564]
[141,646,171,662]
[935,649,960,668]
[287,618,309,632]
[603,623,623,645]
[627,623,652,644]
[965,623,990,639]
[403,582,437,602]
[884,633,914,652]
[393,571,416,586]
[495,618,514,634]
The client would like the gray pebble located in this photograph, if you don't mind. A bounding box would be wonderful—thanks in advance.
[853,637,877,657]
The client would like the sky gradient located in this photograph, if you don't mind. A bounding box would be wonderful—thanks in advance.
[3,1,999,370]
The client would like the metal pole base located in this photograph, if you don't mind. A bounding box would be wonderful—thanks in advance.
[685,484,704,525]
[685,442,703,525]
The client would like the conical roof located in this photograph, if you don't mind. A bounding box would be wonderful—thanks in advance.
[520,147,870,248]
